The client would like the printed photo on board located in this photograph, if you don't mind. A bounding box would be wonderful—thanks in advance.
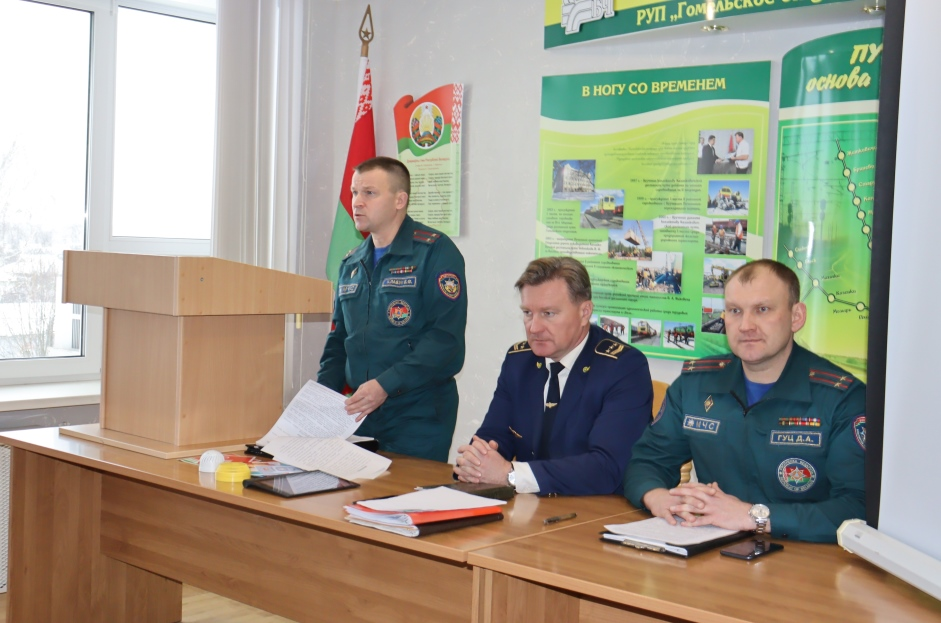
[609,219,653,260]
[630,318,662,347]
[703,257,746,295]
[663,321,696,350]
[705,218,747,255]
[698,129,755,175]
[637,252,683,295]
[706,179,749,216]
[552,159,596,200]
[580,190,624,229]
[701,297,726,334]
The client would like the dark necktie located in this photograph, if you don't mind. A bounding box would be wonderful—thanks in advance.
[537,362,565,460]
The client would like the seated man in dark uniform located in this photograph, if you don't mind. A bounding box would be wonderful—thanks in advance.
[454,257,653,496]
[623,259,866,542]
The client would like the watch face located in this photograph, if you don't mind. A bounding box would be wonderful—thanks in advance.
[750,504,770,520]
[507,471,516,487]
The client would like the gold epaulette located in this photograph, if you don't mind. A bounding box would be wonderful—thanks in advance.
[809,368,855,391]
[413,229,441,244]
[682,357,732,373]
[507,340,531,354]
[595,338,629,359]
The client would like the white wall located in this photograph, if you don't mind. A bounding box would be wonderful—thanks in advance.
[878,0,941,561]
[297,1,878,461]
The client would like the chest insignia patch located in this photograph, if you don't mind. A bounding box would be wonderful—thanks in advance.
[777,458,817,493]
[683,415,720,434]
[437,272,462,300]
[853,415,866,450]
[704,395,714,412]
[389,265,417,274]
[339,284,358,296]
[778,417,821,427]
[381,276,417,288]
[387,300,412,327]
[770,431,822,447]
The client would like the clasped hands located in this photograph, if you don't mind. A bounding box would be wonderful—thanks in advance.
[453,435,511,485]
[642,482,758,532]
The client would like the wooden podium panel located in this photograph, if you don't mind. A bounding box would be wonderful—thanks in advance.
[102,310,284,446]
[61,251,333,454]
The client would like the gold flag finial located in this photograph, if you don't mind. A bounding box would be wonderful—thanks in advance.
[359,5,375,57]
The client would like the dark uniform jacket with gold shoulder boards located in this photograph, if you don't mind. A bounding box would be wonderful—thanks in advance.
[474,324,652,495]
[623,342,866,542]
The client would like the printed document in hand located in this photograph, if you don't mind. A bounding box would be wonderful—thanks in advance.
[257,380,362,445]
[255,380,389,480]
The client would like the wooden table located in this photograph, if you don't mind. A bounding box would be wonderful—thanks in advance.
[469,512,941,623]
[2,428,637,623]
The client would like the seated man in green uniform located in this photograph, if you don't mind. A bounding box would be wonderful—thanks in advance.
[623,259,865,542]
[318,157,467,462]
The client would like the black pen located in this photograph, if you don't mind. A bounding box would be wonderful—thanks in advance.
[544,512,577,525]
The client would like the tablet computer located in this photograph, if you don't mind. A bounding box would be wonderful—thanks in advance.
[243,470,360,498]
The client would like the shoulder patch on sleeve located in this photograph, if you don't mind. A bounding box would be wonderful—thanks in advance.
[413,229,441,244]
[507,340,531,354]
[595,338,630,359]
[682,357,732,374]
[808,368,856,391]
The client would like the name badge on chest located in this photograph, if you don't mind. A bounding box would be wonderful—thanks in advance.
[683,415,720,434]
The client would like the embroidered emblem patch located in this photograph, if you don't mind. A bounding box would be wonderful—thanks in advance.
[652,401,666,425]
[777,458,817,492]
[381,276,417,289]
[437,272,461,300]
[389,265,417,274]
[683,415,720,434]
[704,395,714,412]
[778,417,821,428]
[387,300,412,326]
[853,415,866,450]
[770,431,822,447]
[339,284,358,296]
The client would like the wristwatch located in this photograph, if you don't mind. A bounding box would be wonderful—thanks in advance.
[507,470,517,489]
[749,503,770,535]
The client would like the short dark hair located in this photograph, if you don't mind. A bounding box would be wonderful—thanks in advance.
[354,157,411,206]
[728,259,800,306]
[515,257,591,303]
[735,131,745,139]
[708,135,716,141]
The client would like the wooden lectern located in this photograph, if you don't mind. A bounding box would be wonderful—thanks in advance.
[59,251,333,458]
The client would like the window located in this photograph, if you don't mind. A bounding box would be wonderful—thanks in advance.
[0,0,216,385]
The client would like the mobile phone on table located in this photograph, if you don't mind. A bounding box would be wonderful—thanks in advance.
[720,539,783,560]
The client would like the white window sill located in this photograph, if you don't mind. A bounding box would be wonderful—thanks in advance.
[0,381,101,413]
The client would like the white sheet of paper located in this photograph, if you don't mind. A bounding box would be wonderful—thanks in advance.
[263,436,390,481]
[257,380,362,446]
[357,487,507,513]
[604,517,739,546]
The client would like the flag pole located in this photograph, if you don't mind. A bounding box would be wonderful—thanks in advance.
[360,5,374,57]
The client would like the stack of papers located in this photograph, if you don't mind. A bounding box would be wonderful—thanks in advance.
[256,381,391,480]
[602,517,747,557]
[345,487,507,537]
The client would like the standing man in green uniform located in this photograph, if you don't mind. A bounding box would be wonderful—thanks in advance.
[623,259,866,542]
[318,157,467,462]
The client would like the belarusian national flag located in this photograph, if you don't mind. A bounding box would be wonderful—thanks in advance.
[326,57,376,282]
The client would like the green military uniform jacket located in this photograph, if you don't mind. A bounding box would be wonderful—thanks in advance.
[318,215,466,461]
[623,343,866,542]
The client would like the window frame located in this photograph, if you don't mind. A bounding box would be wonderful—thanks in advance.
[0,0,217,386]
